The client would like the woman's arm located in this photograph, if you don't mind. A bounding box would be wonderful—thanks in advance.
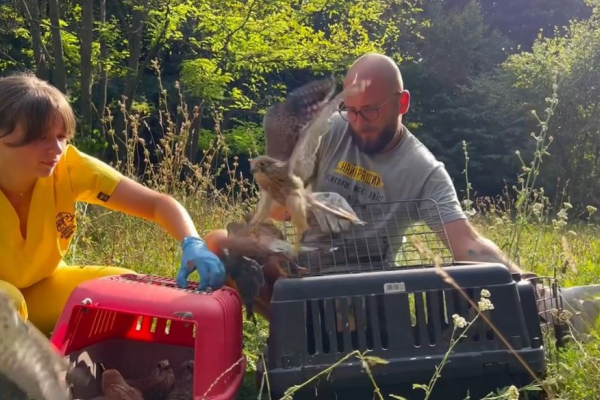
[103,176,198,242]
[102,176,225,290]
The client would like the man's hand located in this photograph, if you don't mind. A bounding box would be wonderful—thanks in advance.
[176,236,226,291]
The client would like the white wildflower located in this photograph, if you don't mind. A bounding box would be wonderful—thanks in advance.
[505,385,519,400]
[532,202,544,217]
[587,205,597,215]
[557,208,568,220]
[552,219,567,230]
[452,314,467,329]
[478,298,494,311]
[480,289,491,298]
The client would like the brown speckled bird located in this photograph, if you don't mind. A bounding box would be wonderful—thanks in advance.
[249,77,369,254]
[219,214,317,322]
[101,369,143,400]
[126,360,175,400]
[165,360,194,400]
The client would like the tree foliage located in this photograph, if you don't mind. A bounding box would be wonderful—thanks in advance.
[1,0,599,210]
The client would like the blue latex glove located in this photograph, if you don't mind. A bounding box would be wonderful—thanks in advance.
[176,236,226,291]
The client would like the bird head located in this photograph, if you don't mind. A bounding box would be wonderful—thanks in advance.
[152,359,176,392]
[249,156,283,174]
[155,359,173,376]
[177,360,195,381]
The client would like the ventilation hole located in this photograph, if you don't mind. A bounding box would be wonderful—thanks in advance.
[442,291,449,327]
[365,297,374,350]
[408,293,417,327]
[411,294,421,347]
[453,290,462,315]
[349,301,359,350]
[319,300,330,354]
[426,292,438,346]
[135,316,143,331]
[306,301,316,355]
[372,295,386,350]
[334,299,344,353]
[150,317,158,333]
[421,292,429,325]
[164,319,171,335]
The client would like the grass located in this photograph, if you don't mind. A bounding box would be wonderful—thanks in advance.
[66,64,600,399]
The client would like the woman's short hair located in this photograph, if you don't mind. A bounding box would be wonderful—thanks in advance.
[0,72,76,147]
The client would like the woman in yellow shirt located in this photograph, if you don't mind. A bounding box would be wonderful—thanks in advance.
[0,73,225,335]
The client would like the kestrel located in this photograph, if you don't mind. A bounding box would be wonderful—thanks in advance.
[249,76,369,254]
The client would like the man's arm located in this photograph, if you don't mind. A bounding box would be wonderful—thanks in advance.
[417,162,523,274]
[436,219,523,274]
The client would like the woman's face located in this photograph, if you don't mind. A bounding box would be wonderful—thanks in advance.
[0,117,69,180]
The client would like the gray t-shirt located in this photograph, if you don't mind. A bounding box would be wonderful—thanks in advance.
[296,112,466,274]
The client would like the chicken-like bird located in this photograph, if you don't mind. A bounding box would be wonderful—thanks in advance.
[165,360,194,400]
[125,359,175,400]
[249,76,369,254]
[101,369,143,400]
[218,215,314,322]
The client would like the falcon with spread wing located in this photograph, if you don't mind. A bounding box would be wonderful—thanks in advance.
[249,76,369,254]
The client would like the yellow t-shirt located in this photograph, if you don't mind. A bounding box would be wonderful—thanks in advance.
[0,145,124,289]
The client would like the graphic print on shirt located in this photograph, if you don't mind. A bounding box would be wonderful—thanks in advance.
[55,212,76,239]
[322,160,385,205]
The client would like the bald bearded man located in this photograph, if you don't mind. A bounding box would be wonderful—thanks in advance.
[204,52,526,320]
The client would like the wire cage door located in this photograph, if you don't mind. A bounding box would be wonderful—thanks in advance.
[282,198,455,277]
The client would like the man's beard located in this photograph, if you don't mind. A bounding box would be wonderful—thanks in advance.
[348,120,399,155]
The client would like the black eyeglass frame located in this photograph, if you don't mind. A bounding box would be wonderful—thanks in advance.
[338,91,402,122]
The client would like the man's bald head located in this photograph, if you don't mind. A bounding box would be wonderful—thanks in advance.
[344,53,403,93]
[340,52,410,155]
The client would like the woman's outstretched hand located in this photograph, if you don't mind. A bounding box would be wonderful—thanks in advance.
[176,236,226,291]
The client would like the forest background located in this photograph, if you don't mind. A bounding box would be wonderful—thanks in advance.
[2,0,600,398]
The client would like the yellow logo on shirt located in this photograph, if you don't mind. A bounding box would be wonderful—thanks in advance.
[56,212,76,240]
[333,161,383,188]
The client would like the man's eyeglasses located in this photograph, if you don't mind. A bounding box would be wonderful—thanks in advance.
[338,92,400,122]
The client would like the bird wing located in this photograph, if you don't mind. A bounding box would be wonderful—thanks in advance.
[288,78,371,184]
[263,76,337,162]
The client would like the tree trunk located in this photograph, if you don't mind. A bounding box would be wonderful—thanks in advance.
[23,0,50,80]
[48,0,67,92]
[80,0,94,131]
[113,0,150,160]
[98,0,110,157]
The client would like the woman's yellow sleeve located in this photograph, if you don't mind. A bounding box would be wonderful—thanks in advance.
[64,145,124,205]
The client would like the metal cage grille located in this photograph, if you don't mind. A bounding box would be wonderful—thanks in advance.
[529,275,569,353]
[282,198,455,277]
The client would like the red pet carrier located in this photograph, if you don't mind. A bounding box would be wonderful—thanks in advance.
[50,274,245,399]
